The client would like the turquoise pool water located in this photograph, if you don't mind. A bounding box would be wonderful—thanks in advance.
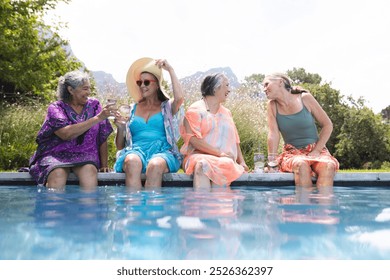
[0,185,389,260]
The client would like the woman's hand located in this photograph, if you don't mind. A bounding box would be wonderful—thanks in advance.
[99,167,112,173]
[113,111,127,128]
[156,59,172,71]
[240,162,249,172]
[98,104,116,120]
[308,149,321,157]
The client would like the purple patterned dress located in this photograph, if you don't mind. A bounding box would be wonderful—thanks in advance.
[29,98,113,186]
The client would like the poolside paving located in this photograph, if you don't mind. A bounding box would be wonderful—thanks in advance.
[0,172,389,187]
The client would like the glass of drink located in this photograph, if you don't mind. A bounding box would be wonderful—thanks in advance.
[253,152,265,173]
[106,98,117,120]
[267,153,279,172]
[118,105,131,121]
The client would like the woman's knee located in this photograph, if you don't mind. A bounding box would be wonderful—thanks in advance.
[46,167,69,187]
[292,159,311,173]
[49,167,69,178]
[80,164,97,174]
[317,161,337,175]
[123,154,142,172]
[146,158,167,175]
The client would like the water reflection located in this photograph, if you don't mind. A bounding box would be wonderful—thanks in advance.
[279,186,339,225]
[276,186,341,259]
[34,187,109,239]
[17,185,389,260]
[30,186,110,259]
[106,187,249,259]
[177,188,246,259]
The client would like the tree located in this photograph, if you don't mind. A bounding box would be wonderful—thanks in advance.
[381,105,390,124]
[238,73,266,99]
[287,67,322,85]
[0,0,81,100]
[335,106,390,168]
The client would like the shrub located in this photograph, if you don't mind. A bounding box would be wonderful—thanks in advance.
[0,101,46,170]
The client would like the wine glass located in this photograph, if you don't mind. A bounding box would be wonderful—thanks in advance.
[105,98,117,120]
[253,152,265,173]
[267,153,279,172]
[118,104,131,121]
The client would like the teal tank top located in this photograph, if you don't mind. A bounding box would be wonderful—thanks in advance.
[276,102,319,148]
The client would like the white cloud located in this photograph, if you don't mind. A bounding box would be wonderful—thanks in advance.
[45,0,390,112]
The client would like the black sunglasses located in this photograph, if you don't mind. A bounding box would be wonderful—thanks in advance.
[136,79,157,87]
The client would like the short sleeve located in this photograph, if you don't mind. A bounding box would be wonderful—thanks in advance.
[180,107,205,149]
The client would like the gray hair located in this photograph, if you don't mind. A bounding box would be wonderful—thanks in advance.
[265,73,293,91]
[201,73,227,97]
[266,72,308,94]
[57,70,90,101]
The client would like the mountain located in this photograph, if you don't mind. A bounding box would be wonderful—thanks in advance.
[91,71,127,100]
[179,67,240,97]
[92,66,241,100]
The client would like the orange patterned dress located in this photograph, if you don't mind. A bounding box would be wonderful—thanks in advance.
[278,143,339,176]
[180,100,245,186]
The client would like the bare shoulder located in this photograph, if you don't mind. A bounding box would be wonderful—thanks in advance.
[267,99,277,114]
[301,91,315,100]
[301,91,319,111]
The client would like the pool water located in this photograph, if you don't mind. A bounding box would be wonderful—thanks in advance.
[0,185,390,260]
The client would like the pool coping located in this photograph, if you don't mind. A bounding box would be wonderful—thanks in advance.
[0,172,389,187]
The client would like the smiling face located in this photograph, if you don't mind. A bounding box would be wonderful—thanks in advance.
[137,72,159,99]
[68,81,91,105]
[262,77,283,100]
[214,76,230,103]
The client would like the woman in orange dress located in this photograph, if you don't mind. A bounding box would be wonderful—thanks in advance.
[180,73,248,189]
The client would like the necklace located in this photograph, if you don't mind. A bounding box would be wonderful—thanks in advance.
[203,97,220,114]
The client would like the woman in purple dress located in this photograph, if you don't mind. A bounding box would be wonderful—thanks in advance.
[29,71,114,190]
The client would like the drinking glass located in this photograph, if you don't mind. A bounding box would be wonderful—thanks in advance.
[118,105,131,121]
[253,152,265,173]
[267,153,279,172]
[106,98,117,120]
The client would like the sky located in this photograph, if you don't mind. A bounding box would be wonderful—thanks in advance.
[44,0,390,113]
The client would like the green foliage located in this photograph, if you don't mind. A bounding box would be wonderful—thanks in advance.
[334,106,390,168]
[287,67,322,84]
[227,94,268,169]
[381,105,390,124]
[0,0,81,101]
[107,132,117,169]
[381,161,390,170]
[0,100,46,170]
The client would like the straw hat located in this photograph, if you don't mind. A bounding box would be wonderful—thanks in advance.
[126,57,169,102]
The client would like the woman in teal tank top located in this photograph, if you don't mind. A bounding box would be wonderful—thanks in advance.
[263,73,339,188]
[113,58,184,189]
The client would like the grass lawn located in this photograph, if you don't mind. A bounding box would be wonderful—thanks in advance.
[340,169,390,173]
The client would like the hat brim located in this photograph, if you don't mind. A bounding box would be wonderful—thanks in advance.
[126,57,170,102]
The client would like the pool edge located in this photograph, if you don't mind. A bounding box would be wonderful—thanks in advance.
[0,172,389,187]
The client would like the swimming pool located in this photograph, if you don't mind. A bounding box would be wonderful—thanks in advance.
[0,185,389,260]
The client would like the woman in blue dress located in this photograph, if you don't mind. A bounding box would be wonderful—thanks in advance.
[113,57,184,189]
